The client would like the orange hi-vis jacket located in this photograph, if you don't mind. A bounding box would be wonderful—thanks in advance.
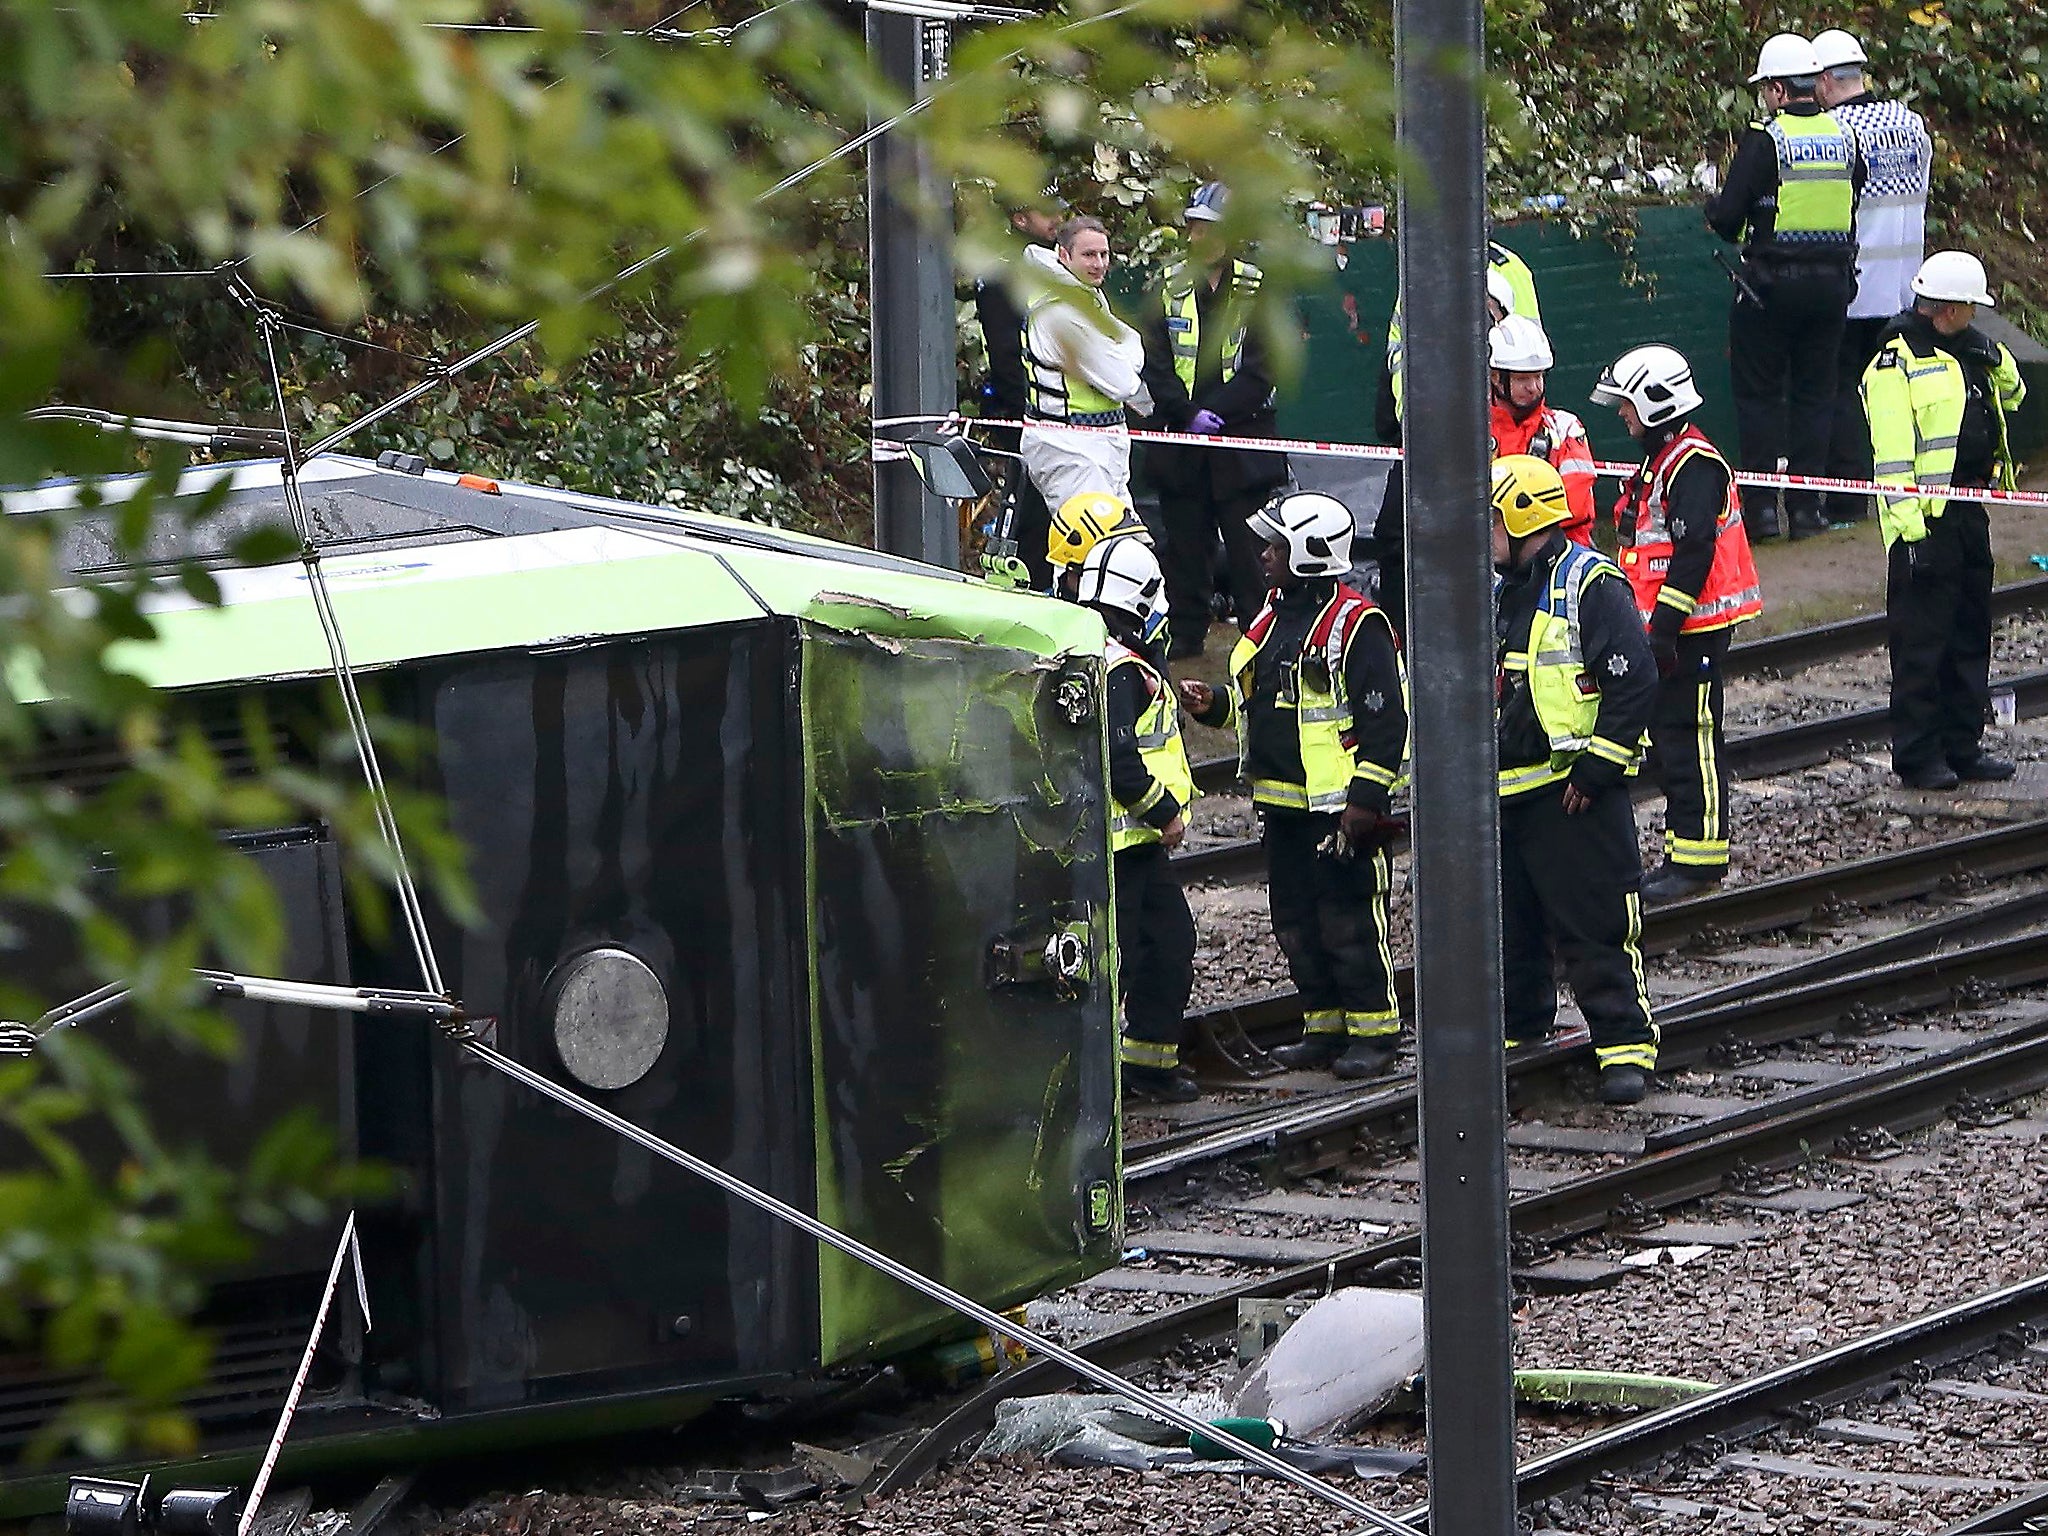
[1490,401,1597,546]
[1614,424,1764,633]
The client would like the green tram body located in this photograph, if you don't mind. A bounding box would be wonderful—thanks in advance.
[0,455,1123,1509]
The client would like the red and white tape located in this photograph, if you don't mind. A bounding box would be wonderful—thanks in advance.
[872,413,2048,514]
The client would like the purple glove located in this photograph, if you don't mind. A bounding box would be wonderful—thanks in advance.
[1188,409,1226,434]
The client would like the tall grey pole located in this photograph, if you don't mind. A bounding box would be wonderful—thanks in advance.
[1395,0,1517,1525]
[866,9,959,566]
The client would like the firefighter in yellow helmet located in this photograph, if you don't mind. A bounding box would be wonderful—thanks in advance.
[1491,456,1660,1105]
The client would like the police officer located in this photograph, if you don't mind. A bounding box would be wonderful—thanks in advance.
[1706,32,1865,542]
[1591,345,1765,903]
[1178,492,1409,1079]
[1375,257,1531,640]
[1019,216,1154,515]
[973,196,1066,589]
[1491,456,1660,1105]
[1489,314,1599,545]
[1139,183,1288,660]
[1814,29,1933,525]
[1073,535,1201,1102]
[1862,251,2028,790]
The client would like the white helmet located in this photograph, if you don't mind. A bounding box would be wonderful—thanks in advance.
[1912,250,1996,307]
[1590,344,1703,427]
[1076,532,1167,624]
[1486,268,1516,317]
[1810,28,1867,71]
[1488,314,1554,374]
[1749,31,1821,84]
[1246,490,1353,578]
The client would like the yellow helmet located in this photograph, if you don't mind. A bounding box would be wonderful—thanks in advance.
[1489,454,1572,539]
[1048,491,1148,568]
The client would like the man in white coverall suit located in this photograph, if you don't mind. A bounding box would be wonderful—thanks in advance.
[1019,215,1155,512]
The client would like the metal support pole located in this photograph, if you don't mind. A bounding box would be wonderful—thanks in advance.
[1395,0,1517,1527]
[866,9,959,567]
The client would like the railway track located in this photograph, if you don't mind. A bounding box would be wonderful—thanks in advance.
[1172,664,2048,882]
[877,934,2048,1498]
[1181,814,2048,1079]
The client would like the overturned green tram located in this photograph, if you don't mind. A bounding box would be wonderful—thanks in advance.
[1,454,1123,1507]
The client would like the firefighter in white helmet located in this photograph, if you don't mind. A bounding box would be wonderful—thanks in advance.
[1488,314,1598,545]
[1591,344,1764,903]
[1072,535,1201,1101]
[1178,491,1410,1079]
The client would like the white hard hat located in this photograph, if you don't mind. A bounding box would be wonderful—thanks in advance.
[1912,250,1996,307]
[1246,490,1354,578]
[1590,344,1703,428]
[1810,28,1868,71]
[1488,314,1554,374]
[1076,531,1167,622]
[1486,268,1516,316]
[1749,32,1822,84]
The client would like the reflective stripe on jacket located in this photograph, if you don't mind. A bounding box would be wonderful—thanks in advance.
[1225,585,1404,812]
[1498,545,1645,796]
[1163,259,1261,393]
[1615,425,1764,633]
[1107,642,1197,850]
[1861,330,2027,547]
[1763,111,1856,251]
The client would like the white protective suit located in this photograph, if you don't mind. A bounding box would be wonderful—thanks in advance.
[1017,244,1155,512]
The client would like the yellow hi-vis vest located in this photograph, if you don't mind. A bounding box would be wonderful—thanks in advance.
[1861,330,2027,547]
[1224,587,1405,813]
[1498,544,1646,797]
[1762,111,1855,250]
[1162,259,1262,392]
[1107,643,1196,851]
[1389,242,1540,419]
[1024,292,1123,423]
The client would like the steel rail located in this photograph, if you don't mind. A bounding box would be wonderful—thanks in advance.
[1938,1484,2048,1534]
[1495,1267,2048,1511]
[878,996,2048,1497]
[1180,815,2048,1079]
[1132,922,2048,1183]
[1175,663,2048,857]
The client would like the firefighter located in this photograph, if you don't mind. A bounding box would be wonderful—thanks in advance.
[1018,216,1154,515]
[1488,314,1598,545]
[1375,261,1529,640]
[1491,455,1660,1105]
[1706,32,1865,543]
[1862,250,2028,790]
[1046,489,1157,601]
[1591,345,1765,903]
[1139,182,1288,659]
[1073,535,1201,1102]
[1177,491,1409,1079]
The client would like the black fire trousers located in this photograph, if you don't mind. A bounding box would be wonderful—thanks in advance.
[1823,316,1890,522]
[1500,783,1657,1071]
[1888,501,1995,776]
[1653,627,1733,875]
[1728,270,1853,518]
[1263,809,1400,1040]
[1114,843,1197,1069]
[1159,473,1273,651]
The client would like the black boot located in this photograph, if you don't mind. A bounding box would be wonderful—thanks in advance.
[1952,753,2017,782]
[1641,859,1723,905]
[1786,505,1830,542]
[1598,1065,1647,1106]
[1124,1065,1201,1103]
[1269,1033,1347,1071]
[1743,498,1782,542]
[1331,1037,1398,1080]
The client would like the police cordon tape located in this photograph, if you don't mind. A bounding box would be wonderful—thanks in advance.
[871,413,2048,514]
